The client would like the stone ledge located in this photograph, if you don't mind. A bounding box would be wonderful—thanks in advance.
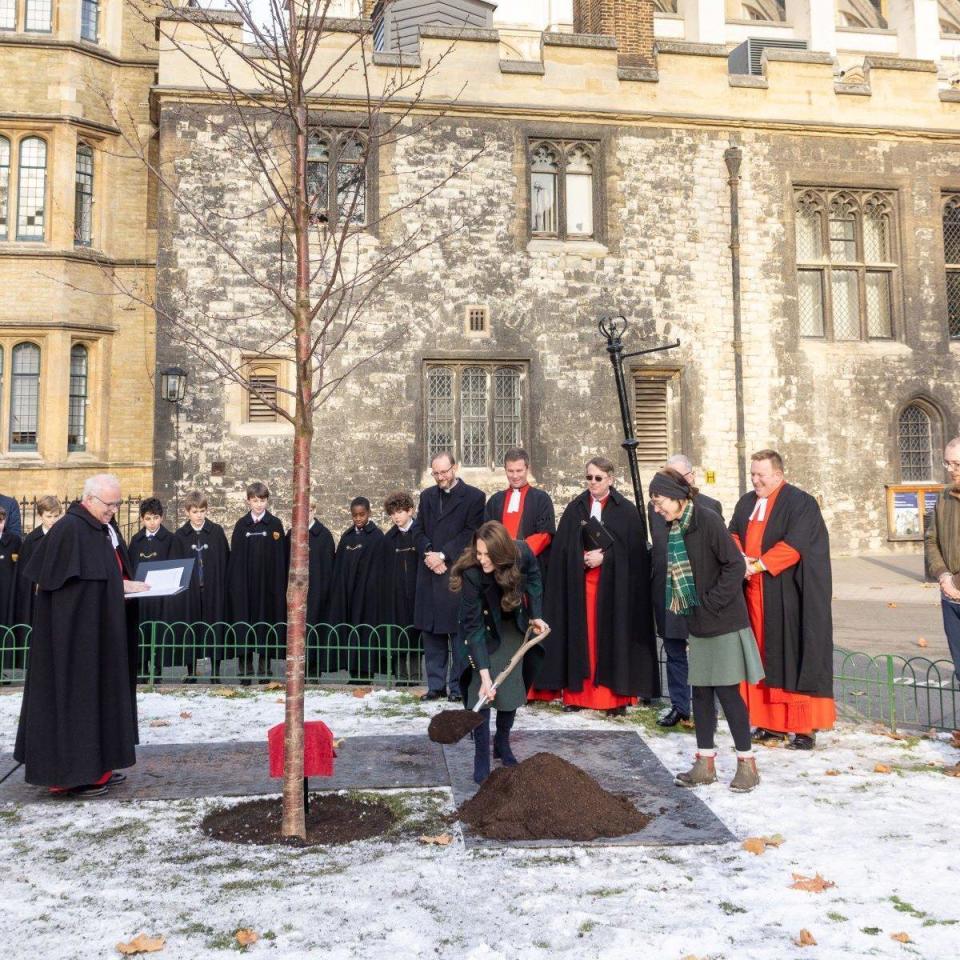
[527,238,609,258]
[162,10,244,26]
[863,55,938,73]
[729,75,768,89]
[618,66,658,83]
[655,40,729,58]
[939,89,960,103]
[543,32,617,50]
[419,24,499,42]
[372,52,421,68]
[762,48,834,66]
[500,59,545,76]
[835,82,872,97]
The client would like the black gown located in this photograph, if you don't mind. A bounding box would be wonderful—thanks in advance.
[327,521,384,678]
[372,524,421,680]
[128,525,177,630]
[10,526,44,673]
[0,529,22,676]
[285,519,336,678]
[13,503,137,787]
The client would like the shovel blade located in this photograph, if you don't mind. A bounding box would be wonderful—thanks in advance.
[427,709,485,745]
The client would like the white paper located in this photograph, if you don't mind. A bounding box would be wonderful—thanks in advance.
[141,568,183,597]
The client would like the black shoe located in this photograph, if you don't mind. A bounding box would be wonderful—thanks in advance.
[562,704,583,713]
[493,734,518,766]
[605,706,626,717]
[420,690,444,702]
[68,783,109,798]
[107,772,127,786]
[751,727,787,745]
[657,707,690,728]
[447,693,462,703]
[786,733,816,751]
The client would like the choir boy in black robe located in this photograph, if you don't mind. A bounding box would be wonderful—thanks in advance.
[0,507,23,654]
[374,491,421,679]
[172,490,230,679]
[285,500,336,679]
[128,497,177,631]
[328,496,383,678]
[227,481,288,680]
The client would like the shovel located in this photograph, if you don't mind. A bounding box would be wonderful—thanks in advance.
[427,624,550,745]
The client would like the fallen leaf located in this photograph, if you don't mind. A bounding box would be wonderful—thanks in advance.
[333,738,345,749]
[887,601,897,608]
[352,687,372,698]
[148,720,170,728]
[265,681,283,691]
[216,688,238,698]
[890,932,912,943]
[883,731,907,741]
[790,873,836,893]
[235,929,259,946]
[418,833,453,846]
[874,763,892,774]
[923,728,939,739]
[765,834,785,847]
[795,929,817,947]
[179,711,192,720]
[951,730,960,748]
[743,835,785,855]
[944,764,960,778]
[917,637,928,648]
[825,769,842,776]
[116,933,165,955]
[274,698,284,704]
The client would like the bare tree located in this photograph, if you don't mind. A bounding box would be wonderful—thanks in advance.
[101,0,481,839]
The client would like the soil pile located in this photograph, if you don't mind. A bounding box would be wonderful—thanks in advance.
[428,709,484,744]
[201,794,396,847]
[454,752,652,841]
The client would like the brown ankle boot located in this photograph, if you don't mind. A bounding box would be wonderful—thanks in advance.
[730,756,760,793]
[674,754,718,788]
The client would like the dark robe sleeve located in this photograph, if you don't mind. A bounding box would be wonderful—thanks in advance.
[697,508,747,617]
[457,567,489,672]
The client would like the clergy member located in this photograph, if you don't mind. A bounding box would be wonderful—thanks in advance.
[13,474,148,797]
[729,449,835,750]
[534,456,659,714]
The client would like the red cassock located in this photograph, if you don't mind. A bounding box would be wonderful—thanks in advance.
[499,484,552,555]
[733,483,835,735]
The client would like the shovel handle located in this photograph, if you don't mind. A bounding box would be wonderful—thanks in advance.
[474,623,550,712]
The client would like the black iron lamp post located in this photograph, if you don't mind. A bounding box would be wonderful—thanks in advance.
[160,366,188,519]
[598,315,679,540]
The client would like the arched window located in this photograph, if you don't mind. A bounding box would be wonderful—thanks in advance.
[565,143,594,237]
[898,402,940,482]
[75,143,94,247]
[306,132,330,225]
[68,344,88,451]
[943,194,960,339]
[530,142,559,236]
[24,0,51,32]
[426,367,454,463]
[654,1,677,11]
[10,342,40,450]
[81,0,99,42]
[335,133,366,225]
[0,135,9,241]
[17,137,46,241]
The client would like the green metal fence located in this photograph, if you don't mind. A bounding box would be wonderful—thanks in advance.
[2,625,958,732]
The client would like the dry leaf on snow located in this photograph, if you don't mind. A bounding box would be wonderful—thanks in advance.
[944,764,960,778]
[874,763,892,774]
[923,728,939,739]
[148,720,170,728]
[418,834,453,846]
[890,932,912,943]
[352,687,373,698]
[917,637,928,648]
[116,933,165,955]
[743,835,785,855]
[887,601,897,608]
[795,929,817,947]
[235,929,259,946]
[790,873,836,893]
[179,711,192,719]
[825,769,841,776]
[883,731,908,742]
[216,688,238,698]
[265,681,283,691]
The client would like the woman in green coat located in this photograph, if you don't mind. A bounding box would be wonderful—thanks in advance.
[450,521,547,783]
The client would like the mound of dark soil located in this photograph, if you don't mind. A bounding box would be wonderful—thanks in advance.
[201,794,397,847]
[428,709,484,744]
[454,752,653,841]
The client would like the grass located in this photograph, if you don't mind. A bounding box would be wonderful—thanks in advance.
[588,887,627,899]
[577,920,597,937]
[828,911,849,922]
[719,901,747,915]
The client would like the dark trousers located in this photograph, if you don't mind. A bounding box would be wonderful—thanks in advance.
[663,636,691,715]
[693,684,752,753]
[422,630,460,697]
[941,597,960,681]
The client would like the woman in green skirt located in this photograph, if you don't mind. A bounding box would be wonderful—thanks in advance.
[449,521,547,783]
[649,469,765,793]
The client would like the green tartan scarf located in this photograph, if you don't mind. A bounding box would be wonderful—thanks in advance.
[666,501,699,615]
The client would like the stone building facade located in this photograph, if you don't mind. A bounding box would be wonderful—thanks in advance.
[152,0,960,554]
[0,0,158,500]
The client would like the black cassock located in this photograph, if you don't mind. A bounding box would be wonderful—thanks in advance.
[535,488,660,699]
[285,519,336,676]
[14,503,136,787]
[327,521,383,677]
[227,511,288,669]
[11,526,43,672]
[128,525,177,629]
[372,524,420,679]
[170,519,230,672]
[0,528,22,631]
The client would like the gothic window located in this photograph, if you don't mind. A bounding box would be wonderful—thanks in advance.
[0,136,9,240]
[74,143,94,247]
[653,1,677,11]
[0,0,14,31]
[24,0,50,31]
[739,1,785,21]
[81,0,99,42]
[425,362,527,468]
[942,194,960,339]
[10,342,40,450]
[68,344,88,452]
[898,402,941,483]
[16,137,46,241]
[529,139,599,240]
[307,128,367,226]
[794,187,898,341]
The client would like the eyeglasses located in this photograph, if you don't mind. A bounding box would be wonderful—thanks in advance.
[943,461,960,471]
[585,474,607,482]
[92,495,122,510]
[431,469,453,478]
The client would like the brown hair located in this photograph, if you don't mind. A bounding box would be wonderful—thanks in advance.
[384,490,415,514]
[586,455,616,477]
[449,520,522,611]
[36,495,61,516]
[503,447,530,466]
[751,449,784,472]
[183,490,208,510]
[246,481,270,499]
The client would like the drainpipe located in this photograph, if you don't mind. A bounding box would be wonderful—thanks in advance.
[724,145,748,497]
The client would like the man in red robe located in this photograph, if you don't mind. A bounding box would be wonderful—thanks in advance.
[729,449,835,750]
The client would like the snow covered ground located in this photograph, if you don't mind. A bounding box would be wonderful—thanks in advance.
[1,687,958,960]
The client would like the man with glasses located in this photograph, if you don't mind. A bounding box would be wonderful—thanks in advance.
[413,451,485,702]
[925,439,960,745]
[648,454,724,727]
[14,474,149,798]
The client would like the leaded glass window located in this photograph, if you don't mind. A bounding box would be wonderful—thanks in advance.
[306,128,367,227]
[10,342,40,450]
[81,0,99,42]
[75,143,94,247]
[0,136,9,241]
[0,0,15,31]
[24,0,51,31]
[425,363,527,469]
[943,194,960,339]
[17,137,46,241]
[794,187,897,341]
[306,133,330,225]
[336,133,365,226]
[899,404,934,482]
[529,139,598,240]
[68,344,88,452]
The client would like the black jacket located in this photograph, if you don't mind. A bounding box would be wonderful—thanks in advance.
[680,502,750,639]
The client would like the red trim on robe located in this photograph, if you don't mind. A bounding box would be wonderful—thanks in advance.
[500,484,530,539]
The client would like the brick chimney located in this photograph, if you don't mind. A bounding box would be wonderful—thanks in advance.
[572,0,655,67]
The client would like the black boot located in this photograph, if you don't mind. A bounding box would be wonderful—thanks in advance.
[473,710,491,784]
[493,710,518,766]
